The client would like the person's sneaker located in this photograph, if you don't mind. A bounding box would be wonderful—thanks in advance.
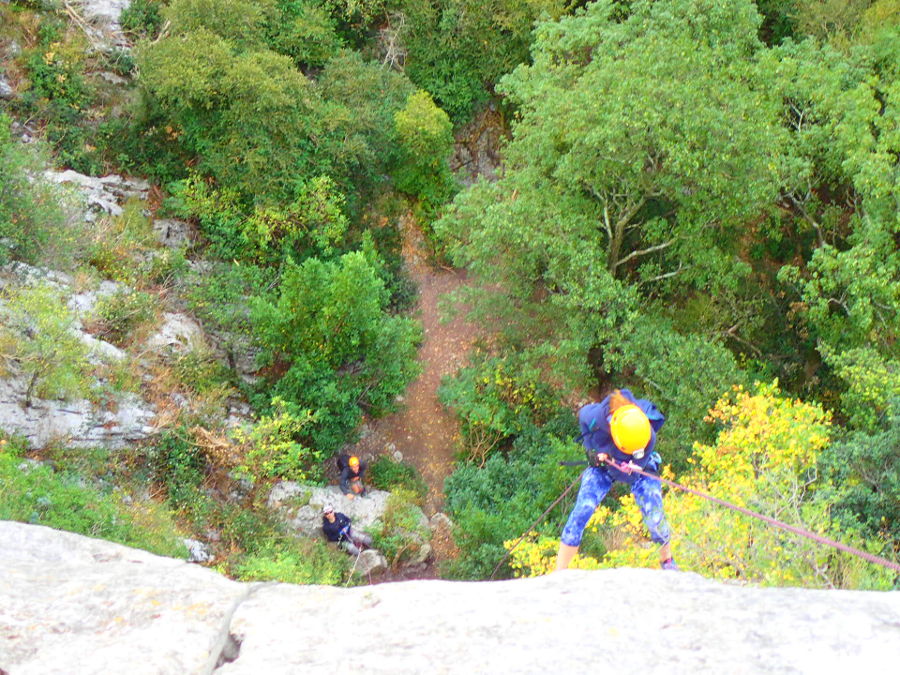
[660,558,679,571]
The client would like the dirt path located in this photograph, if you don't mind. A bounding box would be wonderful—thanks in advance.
[350,215,475,515]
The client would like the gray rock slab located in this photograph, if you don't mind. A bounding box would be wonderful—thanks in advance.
[144,312,205,353]
[0,378,156,449]
[0,521,248,674]
[2,523,899,674]
[219,569,900,675]
[268,483,427,538]
[0,75,13,100]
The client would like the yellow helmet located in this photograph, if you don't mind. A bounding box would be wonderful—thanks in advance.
[609,404,651,455]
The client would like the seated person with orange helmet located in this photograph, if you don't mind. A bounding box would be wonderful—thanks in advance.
[339,454,368,498]
[556,388,677,571]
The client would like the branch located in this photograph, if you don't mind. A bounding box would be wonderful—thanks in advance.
[640,264,684,286]
[614,238,676,269]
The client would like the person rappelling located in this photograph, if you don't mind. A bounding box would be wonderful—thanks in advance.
[555,388,678,571]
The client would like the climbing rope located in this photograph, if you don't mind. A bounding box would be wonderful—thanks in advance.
[491,456,900,579]
[594,456,900,574]
[489,473,583,580]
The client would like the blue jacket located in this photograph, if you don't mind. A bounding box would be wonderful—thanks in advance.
[578,389,665,484]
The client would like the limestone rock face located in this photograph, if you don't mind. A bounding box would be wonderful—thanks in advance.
[43,170,150,221]
[0,522,247,675]
[2,521,900,674]
[0,378,156,449]
[267,483,397,538]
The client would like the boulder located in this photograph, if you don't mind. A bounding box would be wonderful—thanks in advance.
[0,522,247,674]
[2,521,900,673]
[0,74,13,100]
[354,549,389,576]
[267,483,395,538]
[144,312,205,354]
[152,219,192,249]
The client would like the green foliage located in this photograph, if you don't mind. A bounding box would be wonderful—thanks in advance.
[151,429,206,509]
[819,407,900,550]
[0,440,185,558]
[233,398,324,482]
[234,537,348,584]
[168,173,350,265]
[264,0,344,67]
[443,430,576,579]
[0,283,91,406]
[93,288,159,347]
[120,0,165,38]
[14,13,99,171]
[439,355,563,465]
[0,114,70,265]
[392,89,457,219]
[163,0,276,48]
[371,488,430,567]
[393,0,571,122]
[252,249,421,453]
[367,455,428,502]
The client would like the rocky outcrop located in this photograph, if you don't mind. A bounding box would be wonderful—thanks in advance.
[2,521,899,674]
[267,483,402,537]
[0,378,155,449]
[450,103,506,186]
[268,483,429,536]
[0,264,156,449]
[44,170,150,221]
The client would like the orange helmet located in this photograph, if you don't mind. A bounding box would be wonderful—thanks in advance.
[609,405,651,456]
[348,456,360,468]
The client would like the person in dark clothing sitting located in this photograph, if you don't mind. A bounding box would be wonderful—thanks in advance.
[321,505,372,556]
[339,455,368,499]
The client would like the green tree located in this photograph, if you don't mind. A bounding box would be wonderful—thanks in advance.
[252,248,421,451]
[435,0,774,399]
[393,89,457,214]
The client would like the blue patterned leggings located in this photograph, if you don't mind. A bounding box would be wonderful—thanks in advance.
[560,467,671,547]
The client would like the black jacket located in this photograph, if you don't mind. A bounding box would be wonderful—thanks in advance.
[322,512,352,542]
[339,462,367,495]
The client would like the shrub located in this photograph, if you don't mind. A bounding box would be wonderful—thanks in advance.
[232,397,324,482]
[150,429,206,509]
[0,439,185,558]
[370,488,430,568]
[367,455,428,503]
[253,249,421,453]
[0,283,92,406]
[120,0,165,38]
[439,356,562,465]
[93,288,159,346]
[14,14,99,171]
[392,89,457,221]
[234,538,348,585]
[442,431,576,579]
[0,114,71,266]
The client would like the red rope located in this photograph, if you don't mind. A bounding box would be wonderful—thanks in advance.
[604,457,900,574]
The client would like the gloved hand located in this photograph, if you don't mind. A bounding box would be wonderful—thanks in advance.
[619,460,639,475]
[586,449,609,467]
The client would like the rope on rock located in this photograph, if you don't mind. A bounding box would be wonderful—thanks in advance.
[488,474,583,580]
[593,456,900,574]
[490,455,900,580]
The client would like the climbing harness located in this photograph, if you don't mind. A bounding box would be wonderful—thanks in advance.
[492,455,900,579]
